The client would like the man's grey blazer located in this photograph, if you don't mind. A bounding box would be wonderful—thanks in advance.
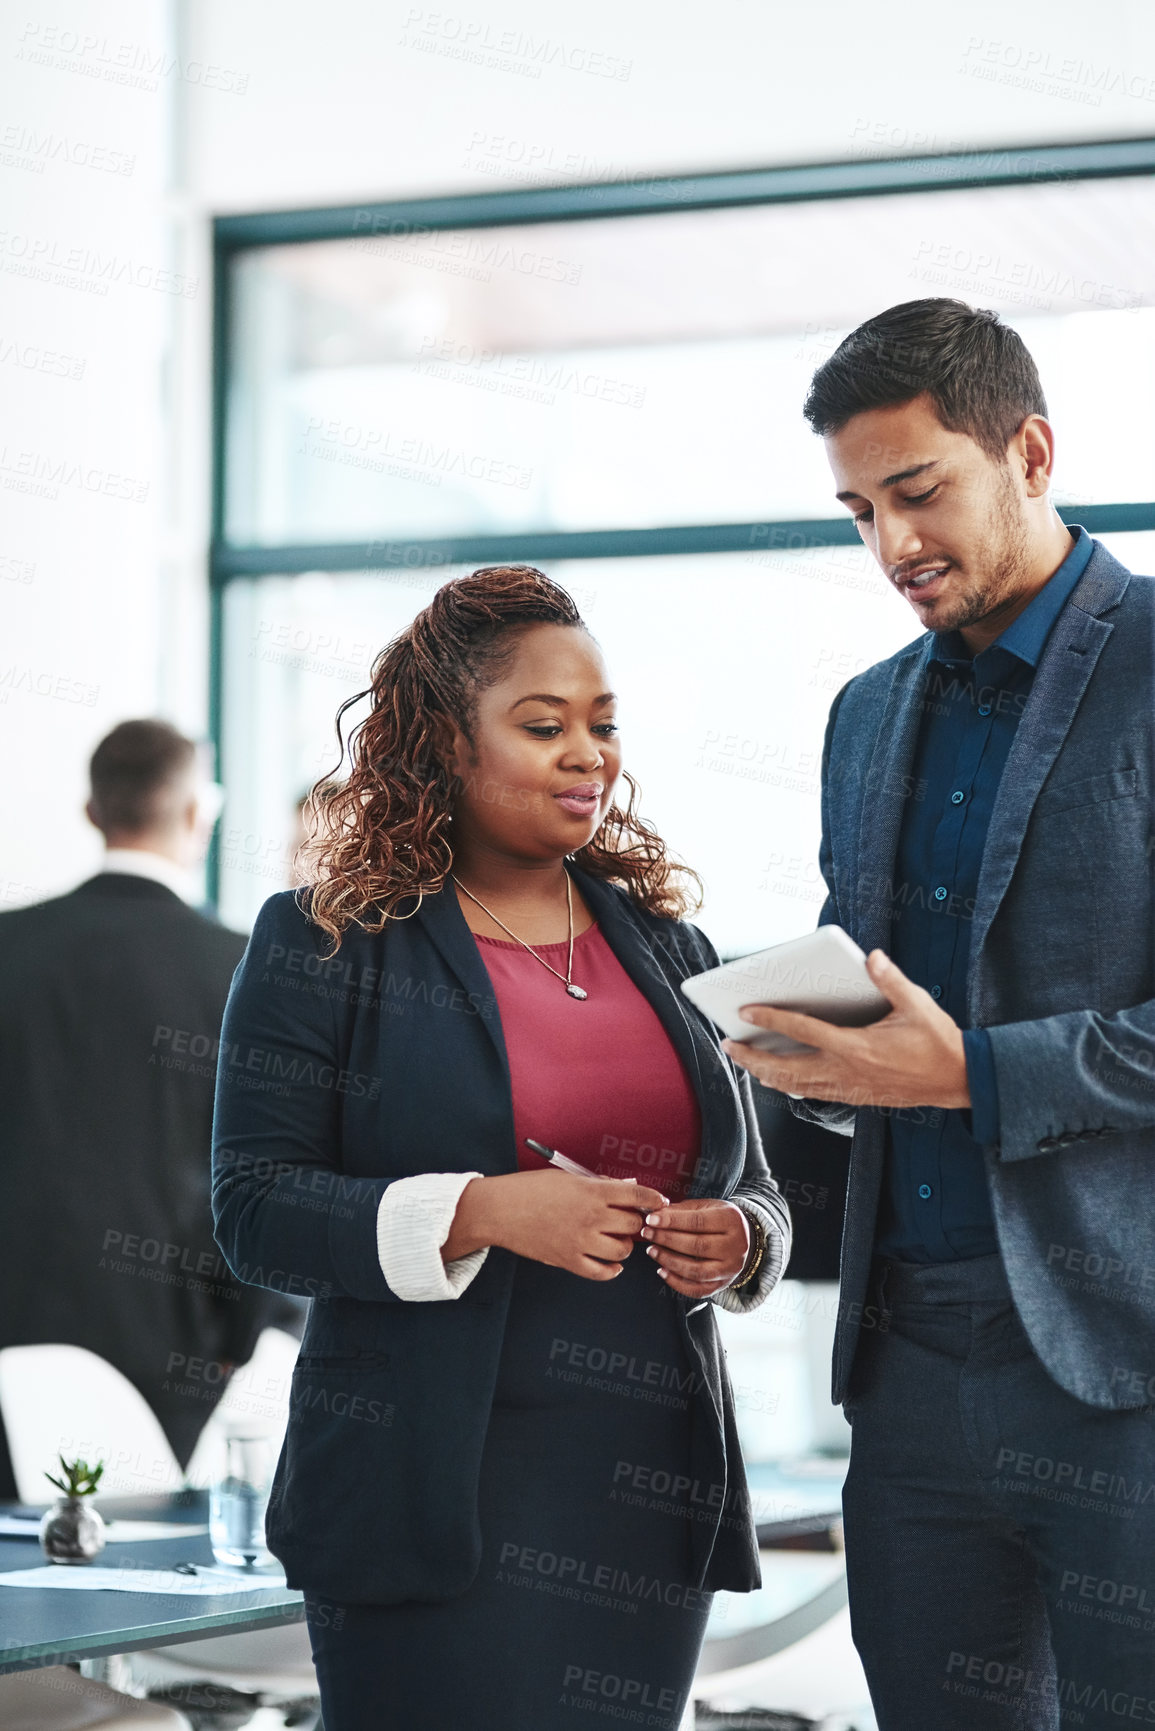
[785,539,1155,1410]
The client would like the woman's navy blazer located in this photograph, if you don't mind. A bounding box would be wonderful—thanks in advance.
[210,867,790,1605]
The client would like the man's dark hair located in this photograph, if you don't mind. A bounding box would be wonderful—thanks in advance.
[803,299,1047,462]
[89,720,197,836]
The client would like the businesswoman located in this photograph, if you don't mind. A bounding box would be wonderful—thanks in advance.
[211,566,791,1731]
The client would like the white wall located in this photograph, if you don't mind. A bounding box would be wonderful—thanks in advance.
[0,2,169,904]
[4,0,1153,906]
[184,0,1155,210]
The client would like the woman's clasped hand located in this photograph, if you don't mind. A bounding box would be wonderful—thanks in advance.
[641,1196,752,1297]
[446,1170,753,1297]
[447,1168,669,1280]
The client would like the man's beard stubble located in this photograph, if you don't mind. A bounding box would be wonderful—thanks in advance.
[928,464,1034,637]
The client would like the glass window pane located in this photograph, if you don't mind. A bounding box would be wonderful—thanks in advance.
[218,567,443,931]
[217,547,914,946]
[1094,529,1155,573]
[224,175,1155,547]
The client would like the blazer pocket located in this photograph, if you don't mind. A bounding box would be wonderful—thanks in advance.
[294,1350,392,1372]
[1034,765,1138,817]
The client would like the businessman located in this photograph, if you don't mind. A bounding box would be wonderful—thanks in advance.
[726,300,1155,1729]
[0,720,303,1495]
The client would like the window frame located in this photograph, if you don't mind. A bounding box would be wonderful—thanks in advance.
[209,136,1155,898]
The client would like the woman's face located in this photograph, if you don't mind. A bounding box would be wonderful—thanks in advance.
[446,623,622,863]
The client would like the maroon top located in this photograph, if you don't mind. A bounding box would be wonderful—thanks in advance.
[474,922,702,1202]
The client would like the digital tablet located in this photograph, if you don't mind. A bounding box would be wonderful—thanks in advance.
[680,925,890,1056]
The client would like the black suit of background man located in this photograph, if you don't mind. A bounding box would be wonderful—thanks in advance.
[0,720,303,1499]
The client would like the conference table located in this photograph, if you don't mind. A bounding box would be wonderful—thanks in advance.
[0,1490,303,1678]
[0,1460,846,1681]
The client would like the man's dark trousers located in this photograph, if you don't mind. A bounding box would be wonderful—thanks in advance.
[842,1256,1155,1730]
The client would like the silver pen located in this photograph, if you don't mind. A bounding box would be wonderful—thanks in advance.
[524,1136,608,1178]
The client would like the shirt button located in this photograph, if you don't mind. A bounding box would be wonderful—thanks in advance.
[978,703,992,717]
[934,886,948,901]
[951,790,965,805]
[930,985,942,1000]
[918,1183,933,1200]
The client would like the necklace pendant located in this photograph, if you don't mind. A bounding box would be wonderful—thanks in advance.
[566,983,588,1000]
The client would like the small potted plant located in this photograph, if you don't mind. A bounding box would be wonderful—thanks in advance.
[39,1456,107,1563]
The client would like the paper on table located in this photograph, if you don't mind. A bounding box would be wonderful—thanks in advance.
[0,1517,209,1542]
[0,1564,288,1595]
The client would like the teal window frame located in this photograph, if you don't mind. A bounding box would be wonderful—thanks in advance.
[209,136,1155,899]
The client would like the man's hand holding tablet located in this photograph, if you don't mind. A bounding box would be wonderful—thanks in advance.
[681,926,971,1111]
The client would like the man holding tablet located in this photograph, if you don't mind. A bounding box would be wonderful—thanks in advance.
[724,299,1155,1730]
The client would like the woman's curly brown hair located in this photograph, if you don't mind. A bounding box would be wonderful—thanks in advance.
[297,565,702,951]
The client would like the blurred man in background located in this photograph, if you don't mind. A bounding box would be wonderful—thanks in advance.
[0,720,304,1497]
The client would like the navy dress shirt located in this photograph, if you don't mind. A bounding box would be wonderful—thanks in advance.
[874,526,1095,1262]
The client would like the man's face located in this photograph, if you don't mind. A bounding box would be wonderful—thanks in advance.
[825,392,1034,636]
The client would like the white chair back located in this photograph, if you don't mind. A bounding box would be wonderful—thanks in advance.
[183,1326,299,1488]
[0,1344,183,1502]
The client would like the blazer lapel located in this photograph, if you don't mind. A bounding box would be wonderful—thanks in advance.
[968,561,1125,1002]
[855,639,934,954]
[574,870,744,1200]
[412,880,512,1075]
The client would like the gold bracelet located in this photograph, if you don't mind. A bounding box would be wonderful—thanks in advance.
[730,1210,767,1290]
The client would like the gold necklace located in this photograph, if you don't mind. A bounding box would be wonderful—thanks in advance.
[452,870,588,1000]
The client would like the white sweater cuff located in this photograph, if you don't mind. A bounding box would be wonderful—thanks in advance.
[376,1172,489,1301]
